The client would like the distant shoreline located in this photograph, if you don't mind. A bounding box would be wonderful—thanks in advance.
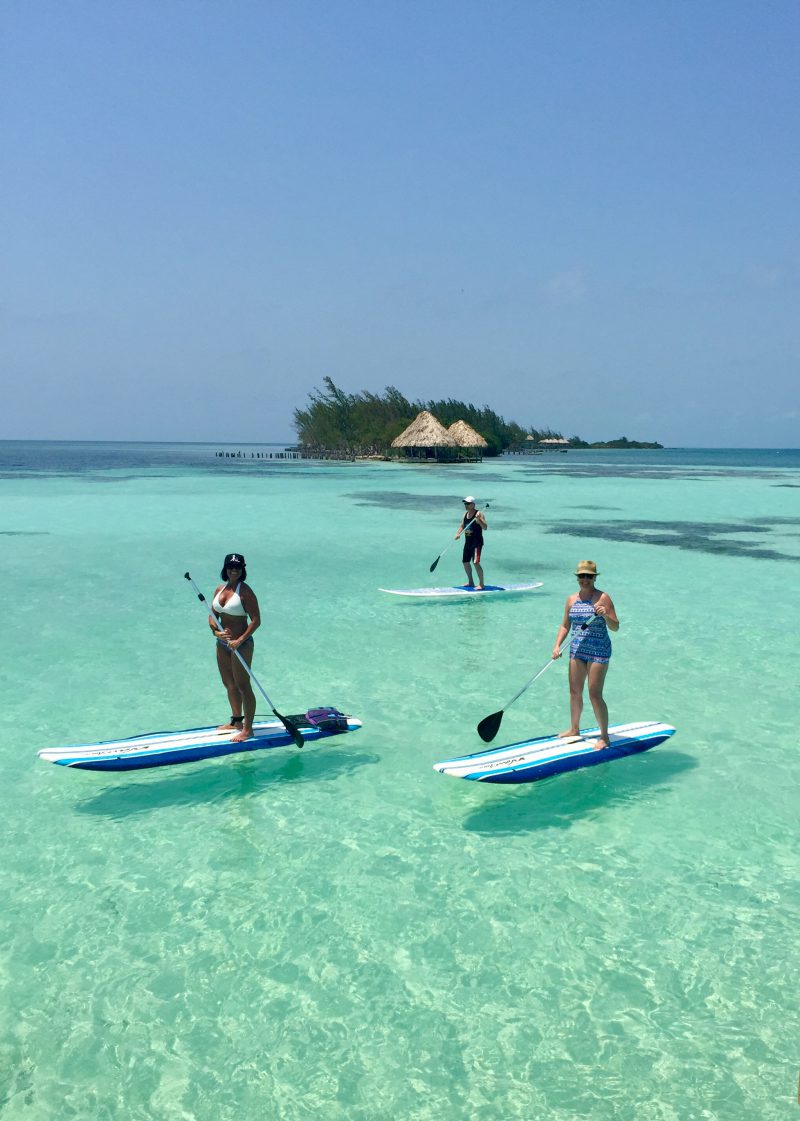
[1,439,799,452]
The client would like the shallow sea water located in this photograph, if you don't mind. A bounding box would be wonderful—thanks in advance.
[1,441,798,1120]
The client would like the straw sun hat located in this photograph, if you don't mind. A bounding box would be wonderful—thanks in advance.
[575,560,598,576]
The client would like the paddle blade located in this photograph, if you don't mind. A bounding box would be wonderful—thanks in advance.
[277,712,304,748]
[429,555,441,573]
[477,710,503,743]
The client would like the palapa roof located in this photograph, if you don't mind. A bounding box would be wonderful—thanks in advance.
[447,420,489,448]
[391,410,458,448]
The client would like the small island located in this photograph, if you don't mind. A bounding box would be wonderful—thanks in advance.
[292,378,663,460]
[568,436,664,450]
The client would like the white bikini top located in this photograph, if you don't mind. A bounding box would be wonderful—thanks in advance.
[212,582,247,617]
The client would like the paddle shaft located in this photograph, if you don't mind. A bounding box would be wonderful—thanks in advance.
[501,650,560,710]
[183,572,303,746]
[502,614,599,710]
[430,501,490,573]
[476,615,601,741]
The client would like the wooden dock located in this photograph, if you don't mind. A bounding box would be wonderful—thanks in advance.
[215,450,300,460]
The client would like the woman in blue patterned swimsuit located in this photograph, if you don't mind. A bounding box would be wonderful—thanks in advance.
[551,560,619,749]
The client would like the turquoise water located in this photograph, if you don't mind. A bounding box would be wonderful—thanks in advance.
[2,441,798,1120]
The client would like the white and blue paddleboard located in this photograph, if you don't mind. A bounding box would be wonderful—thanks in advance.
[433,721,675,784]
[380,581,543,598]
[38,708,362,772]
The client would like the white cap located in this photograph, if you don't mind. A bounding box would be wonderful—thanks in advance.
[463,495,476,504]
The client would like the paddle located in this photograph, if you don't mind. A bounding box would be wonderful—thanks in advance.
[429,501,490,573]
[184,572,304,748]
[476,614,599,743]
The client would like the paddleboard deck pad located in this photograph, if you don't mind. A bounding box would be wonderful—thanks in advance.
[433,721,675,784]
[38,707,362,771]
[380,582,543,598]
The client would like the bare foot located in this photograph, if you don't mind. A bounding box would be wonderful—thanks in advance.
[558,729,580,739]
[476,585,485,591]
[231,727,254,743]
[217,721,241,731]
[594,738,610,751]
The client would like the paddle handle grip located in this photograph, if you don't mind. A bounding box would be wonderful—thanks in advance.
[184,571,224,633]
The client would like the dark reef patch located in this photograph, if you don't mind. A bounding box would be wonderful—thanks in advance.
[345,491,501,511]
[542,518,798,562]
[490,519,528,531]
[345,491,461,511]
[520,464,798,482]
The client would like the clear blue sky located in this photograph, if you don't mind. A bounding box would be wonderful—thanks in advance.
[3,1,798,446]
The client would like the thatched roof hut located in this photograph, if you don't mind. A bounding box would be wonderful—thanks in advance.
[392,410,456,448]
[391,410,462,462]
[447,420,489,448]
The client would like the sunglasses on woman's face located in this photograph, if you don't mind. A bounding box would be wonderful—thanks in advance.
[577,574,595,580]
[227,564,242,571]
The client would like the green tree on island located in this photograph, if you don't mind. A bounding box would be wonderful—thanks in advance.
[293,378,662,454]
[293,378,562,456]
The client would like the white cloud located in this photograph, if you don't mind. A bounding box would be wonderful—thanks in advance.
[748,264,789,289]
[540,268,586,303]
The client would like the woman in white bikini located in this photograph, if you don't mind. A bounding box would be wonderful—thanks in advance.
[210,553,261,742]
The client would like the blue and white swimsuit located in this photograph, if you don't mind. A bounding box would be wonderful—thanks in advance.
[569,597,612,664]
